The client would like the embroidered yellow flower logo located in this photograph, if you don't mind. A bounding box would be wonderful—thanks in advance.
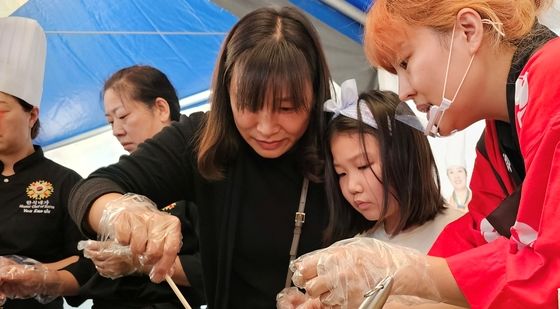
[26,180,54,200]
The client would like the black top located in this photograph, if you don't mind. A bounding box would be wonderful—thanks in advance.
[0,146,92,308]
[69,113,329,309]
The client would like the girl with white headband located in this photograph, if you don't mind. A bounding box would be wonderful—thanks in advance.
[322,79,462,252]
[277,80,463,308]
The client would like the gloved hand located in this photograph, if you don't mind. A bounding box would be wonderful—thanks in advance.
[289,237,441,308]
[276,287,323,309]
[0,256,16,306]
[97,193,182,283]
[0,255,62,304]
[78,240,153,279]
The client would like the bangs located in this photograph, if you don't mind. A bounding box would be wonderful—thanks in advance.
[364,0,409,74]
[233,39,312,112]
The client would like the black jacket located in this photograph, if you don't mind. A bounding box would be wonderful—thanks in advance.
[69,113,328,308]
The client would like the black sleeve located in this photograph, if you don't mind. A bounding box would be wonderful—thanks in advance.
[68,113,205,236]
[60,169,85,254]
[62,256,96,285]
[59,169,97,306]
[68,177,126,237]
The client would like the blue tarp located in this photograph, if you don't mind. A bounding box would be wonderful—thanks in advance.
[290,0,365,43]
[12,0,237,148]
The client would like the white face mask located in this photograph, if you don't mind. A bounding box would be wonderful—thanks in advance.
[396,22,475,137]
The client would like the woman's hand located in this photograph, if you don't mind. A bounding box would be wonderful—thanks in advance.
[79,240,154,279]
[0,256,63,304]
[276,287,324,309]
[289,238,442,308]
[94,193,182,283]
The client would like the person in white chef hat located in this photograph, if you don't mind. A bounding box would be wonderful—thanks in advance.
[445,132,472,212]
[0,16,93,308]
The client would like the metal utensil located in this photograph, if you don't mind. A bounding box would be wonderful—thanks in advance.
[358,276,394,309]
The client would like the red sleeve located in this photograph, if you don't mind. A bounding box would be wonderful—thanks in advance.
[447,38,560,308]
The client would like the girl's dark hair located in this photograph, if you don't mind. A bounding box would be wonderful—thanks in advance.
[197,6,331,181]
[16,97,40,139]
[324,90,446,243]
[103,65,180,121]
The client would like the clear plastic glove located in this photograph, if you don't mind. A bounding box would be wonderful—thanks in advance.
[97,193,182,283]
[276,287,323,309]
[290,237,441,308]
[0,256,16,306]
[0,255,62,304]
[78,240,153,279]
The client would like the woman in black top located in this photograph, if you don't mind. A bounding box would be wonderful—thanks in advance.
[69,6,332,308]
[78,65,206,308]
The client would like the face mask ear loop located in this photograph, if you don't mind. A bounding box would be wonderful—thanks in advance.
[442,21,477,104]
[441,22,457,103]
[436,21,476,132]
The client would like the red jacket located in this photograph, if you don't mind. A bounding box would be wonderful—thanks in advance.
[429,37,560,308]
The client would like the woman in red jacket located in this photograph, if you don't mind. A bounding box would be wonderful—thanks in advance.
[282,0,560,308]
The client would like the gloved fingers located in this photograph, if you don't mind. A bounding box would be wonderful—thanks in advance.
[77,239,102,251]
[95,256,131,273]
[290,242,355,289]
[113,212,147,255]
[0,284,20,300]
[148,222,181,283]
[319,289,345,308]
[291,253,320,288]
[95,194,183,283]
[276,287,309,309]
[0,267,39,299]
[296,298,326,309]
[141,216,168,265]
[304,275,334,299]
[95,263,129,279]
[0,256,18,268]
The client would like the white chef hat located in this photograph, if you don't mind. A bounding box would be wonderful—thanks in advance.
[445,131,467,169]
[0,16,47,107]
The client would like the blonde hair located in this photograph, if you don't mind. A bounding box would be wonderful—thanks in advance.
[364,0,550,73]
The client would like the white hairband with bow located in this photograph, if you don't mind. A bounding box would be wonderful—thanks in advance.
[324,79,378,129]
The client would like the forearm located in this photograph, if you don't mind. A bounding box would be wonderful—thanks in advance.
[426,257,467,307]
[392,256,466,307]
[54,270,80,296]
[43,257,84,296]
[44,256,78,271]
[87,193,124,234]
